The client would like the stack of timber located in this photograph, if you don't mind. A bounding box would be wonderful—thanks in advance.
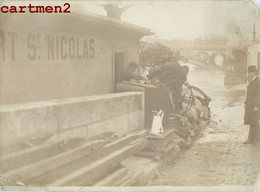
[0,130,147,186]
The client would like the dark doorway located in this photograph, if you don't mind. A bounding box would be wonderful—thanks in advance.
[114,52,125,84]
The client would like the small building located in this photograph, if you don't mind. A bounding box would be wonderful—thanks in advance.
[247,42,260,71]
[0,12,152,105]
[0,12,152,146]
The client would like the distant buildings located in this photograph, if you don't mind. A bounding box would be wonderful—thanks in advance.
[150,35,228,51]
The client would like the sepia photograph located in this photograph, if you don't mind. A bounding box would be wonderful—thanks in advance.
[0,0,260,191]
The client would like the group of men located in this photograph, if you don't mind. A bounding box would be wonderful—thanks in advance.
[119,55,189,113]
[118,57,260,144]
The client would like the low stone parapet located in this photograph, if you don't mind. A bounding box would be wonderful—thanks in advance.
[0,92,144,148]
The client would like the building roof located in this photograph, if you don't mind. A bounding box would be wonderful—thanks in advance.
[71,11,154,37]
[0,11,153,40]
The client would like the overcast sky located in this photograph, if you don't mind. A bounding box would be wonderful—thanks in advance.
[81,0,260,40]
[4,0,260,40]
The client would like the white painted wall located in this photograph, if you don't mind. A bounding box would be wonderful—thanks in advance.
[0,14,142,105]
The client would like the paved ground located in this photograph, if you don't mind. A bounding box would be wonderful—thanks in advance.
[150,69,260,186]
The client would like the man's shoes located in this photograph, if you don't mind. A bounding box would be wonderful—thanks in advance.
[243,139,253,144]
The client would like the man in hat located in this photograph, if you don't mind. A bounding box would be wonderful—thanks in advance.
[244,65,260,144]
[118,61,143,82]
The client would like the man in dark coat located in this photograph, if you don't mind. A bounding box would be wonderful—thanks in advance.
[244,65,260,144]
[158,55,186,113]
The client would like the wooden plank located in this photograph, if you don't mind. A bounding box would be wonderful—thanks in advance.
[0,141,67,173]
[27,130,146,185]
[49,138,146,186]
[2,140,107,183]
[94,166,128,186]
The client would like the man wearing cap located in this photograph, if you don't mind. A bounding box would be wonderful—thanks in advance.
[244,65,260,144]
[118,61,143,82]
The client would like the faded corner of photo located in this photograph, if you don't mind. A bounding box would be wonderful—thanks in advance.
[1,0,260,191]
